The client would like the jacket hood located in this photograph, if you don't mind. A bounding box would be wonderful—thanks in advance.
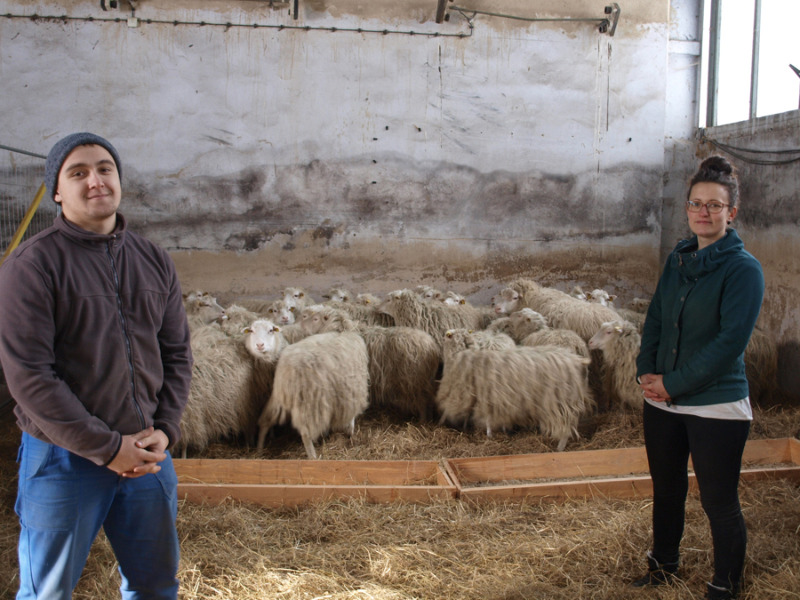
[671,228,744,279]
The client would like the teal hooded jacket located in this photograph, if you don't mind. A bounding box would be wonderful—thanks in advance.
[636,228,764,406]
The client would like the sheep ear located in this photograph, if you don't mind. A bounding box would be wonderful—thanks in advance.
[243,327,253,334]
[609,295,617,302]
[273,325,281,332]
[459,298,466,305]
[613,325,622,333]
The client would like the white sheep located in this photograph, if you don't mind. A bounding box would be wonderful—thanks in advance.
[586,288,617,308]
[300,305,440,420]
[507,308,549,341]
[588,320,642,411]
[378,289,484,348]
[436,333,593,451]
[493,278,620,342]
[282,286,313,311]
[520,328,591,359]
[444,328,516,352]
[176,323,259,456]
[264,299,297,326]
[256,330,370,459]
[355,292,382,306]
[184,290,227,329]
[322,287,352,303]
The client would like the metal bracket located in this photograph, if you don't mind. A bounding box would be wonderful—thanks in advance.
[599,3,621,36]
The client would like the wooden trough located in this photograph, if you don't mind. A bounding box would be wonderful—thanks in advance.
[174,438,800,507]
[175,458,457,507]
[444,437,800,503]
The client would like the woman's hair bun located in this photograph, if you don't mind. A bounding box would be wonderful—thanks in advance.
[699,155,733,175]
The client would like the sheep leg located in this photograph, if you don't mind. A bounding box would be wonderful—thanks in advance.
[256,426,269,450]
[556,436,568,452]
[301,433,318,459]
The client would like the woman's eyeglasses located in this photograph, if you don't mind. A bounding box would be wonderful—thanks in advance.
[686,199,729,214]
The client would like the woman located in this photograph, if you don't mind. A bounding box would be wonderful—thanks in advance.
[634,156,764,600]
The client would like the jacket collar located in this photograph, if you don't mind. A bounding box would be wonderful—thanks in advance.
[671,228,743,278]
[54,213,127,249]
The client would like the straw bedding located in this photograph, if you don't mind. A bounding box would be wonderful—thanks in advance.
[1,402,798,600]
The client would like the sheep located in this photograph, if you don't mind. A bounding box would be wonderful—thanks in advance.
[324,299,395,327]
[630,297,651,313]
[520,328,591,359]
[321,287,352,303]
[215,303,260,336]
[611,307,647,333]
[300,305,440,420]
[507,308,549,342]
[355,292,382,306]
[184,290,227,329]
[231,297,274,315]
[493,278,620,342]
[256,330,370,459]
[441,291,465,306]
[264,299,297,326]
[176,323,260,457]
[588,320,643,411]
[445,327,516,352]
[745,326,779,405]
[378,289,484,348]
[282,286,313,311]
[444,294,498,329]
[436,332,594,450]
[586,288,617,308]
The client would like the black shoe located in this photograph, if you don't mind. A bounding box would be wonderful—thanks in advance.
[631,550,679,587]
[706,582,738,599]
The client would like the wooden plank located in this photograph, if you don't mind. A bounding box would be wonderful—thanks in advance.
[178,483,457,507]
[451,438,800,503]
[175,458,447,486]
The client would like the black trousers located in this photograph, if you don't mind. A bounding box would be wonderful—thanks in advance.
[642,400,750,590]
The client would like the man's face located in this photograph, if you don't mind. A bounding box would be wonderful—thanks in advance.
[54,144,121,234]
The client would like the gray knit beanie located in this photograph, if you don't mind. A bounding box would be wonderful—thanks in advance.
[44,132,122,201]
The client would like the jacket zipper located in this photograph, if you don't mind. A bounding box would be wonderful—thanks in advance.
[106,239,146,430]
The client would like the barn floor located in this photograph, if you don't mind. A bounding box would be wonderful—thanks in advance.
[1,401,799,600]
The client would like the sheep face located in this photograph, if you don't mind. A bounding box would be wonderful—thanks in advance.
[184,290,227,325]
[282,287,309,310]
[587,289,616,307]
[323,288,351,303]
[492,288,520,315]
[244,319,284,358]
[355,292,380,306]
[266,300,296,325]
[588,320,625,351]
[509,308,547,334]
[442,291,465,306]
[299,304,329,335]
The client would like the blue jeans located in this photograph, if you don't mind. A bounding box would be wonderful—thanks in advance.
[15,432,180,600]
[643,401,750,591]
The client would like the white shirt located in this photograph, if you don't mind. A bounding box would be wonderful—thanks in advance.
[644,396,752,421]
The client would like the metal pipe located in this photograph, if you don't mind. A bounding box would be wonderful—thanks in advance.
[706,0,722,127]
[749,0,762,120]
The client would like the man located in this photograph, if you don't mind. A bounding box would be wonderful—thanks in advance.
[0,132,193,599]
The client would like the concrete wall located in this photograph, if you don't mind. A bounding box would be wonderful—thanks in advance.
[1,0,673,308]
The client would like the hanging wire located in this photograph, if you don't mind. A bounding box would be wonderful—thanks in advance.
[700,135,800,166]
[0,12,473,38]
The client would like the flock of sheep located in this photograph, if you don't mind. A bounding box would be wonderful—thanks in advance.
[179,278,778,459]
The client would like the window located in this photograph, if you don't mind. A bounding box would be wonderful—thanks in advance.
[700,0,800,127]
